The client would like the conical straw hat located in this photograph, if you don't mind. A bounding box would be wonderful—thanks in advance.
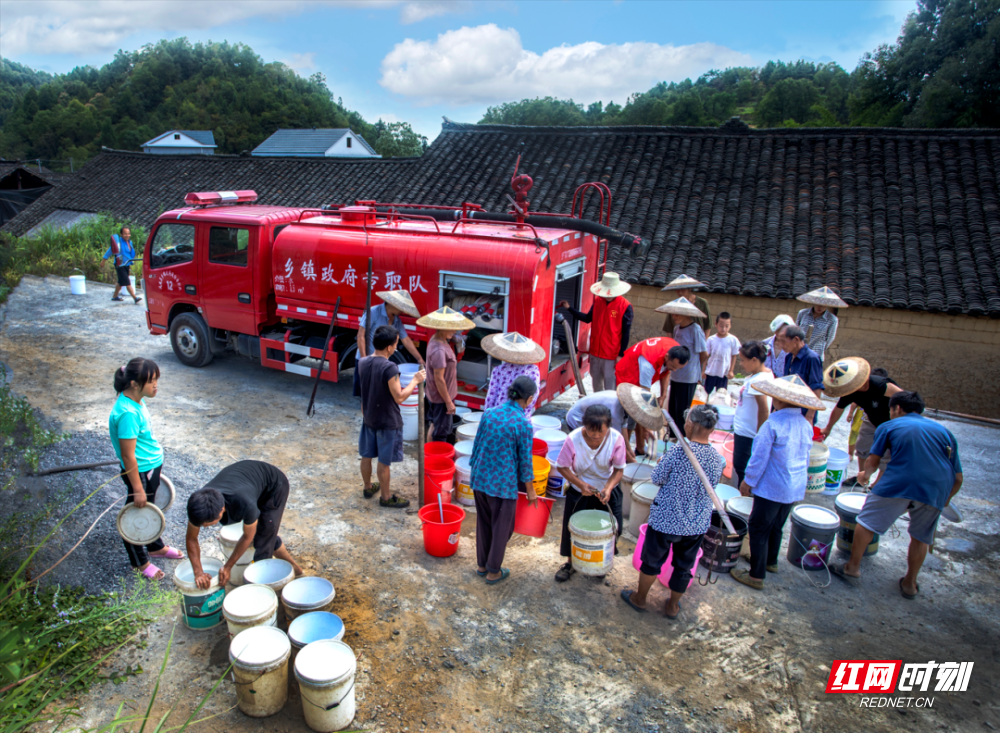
[415,306,475,331]
[616,383,665,430]
[654,296,707,318]
[660,274,706,292]
[590,272,631,298]
[481,332,545,365]
[797,286,848,308]
[376,290,420,318]
[822,357,871,398]
[754,375,827,411]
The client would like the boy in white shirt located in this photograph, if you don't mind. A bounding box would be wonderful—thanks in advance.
[703,312,741,396]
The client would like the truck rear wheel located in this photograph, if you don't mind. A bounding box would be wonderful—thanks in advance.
[170,313,214,368]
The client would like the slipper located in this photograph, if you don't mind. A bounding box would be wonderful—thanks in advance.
[138,563,163,580]
[133,297,142,304]
[363,482,380,499]
[111,296,124,302]
[899,578,919,600]
[663,602,682,620]
[620,589,647,613]
[476,570,487,577]
[151,547,184,560]
[829,562,860,586]
[485,568,510,585]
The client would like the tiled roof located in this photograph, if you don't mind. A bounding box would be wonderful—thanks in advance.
[0,162,57,185]
[252,128,377,156]
[142,130,217,147]
[4,121,1000,315]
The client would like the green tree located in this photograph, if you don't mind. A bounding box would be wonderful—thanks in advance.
[756,78,821,126]
[372,121,427,157]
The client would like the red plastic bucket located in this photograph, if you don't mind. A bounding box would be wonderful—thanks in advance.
[423,456,455,506]
[513,492,556,538]
[419,503,466,557]
[632,523,703,590]
[425,442,456,462]
[532,438,548,457]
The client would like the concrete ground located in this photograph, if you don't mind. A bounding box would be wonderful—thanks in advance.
[3,275,998,733]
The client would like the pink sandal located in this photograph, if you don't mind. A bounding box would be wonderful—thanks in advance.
[151,547,185,560]
[139,563,164,580]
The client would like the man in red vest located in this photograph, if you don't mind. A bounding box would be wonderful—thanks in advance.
[615,337,691,454]
[559,272,633,392]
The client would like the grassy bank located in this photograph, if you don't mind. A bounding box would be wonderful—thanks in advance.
[0,215,146,304]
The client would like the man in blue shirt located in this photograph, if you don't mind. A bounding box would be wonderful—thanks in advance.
[779,325,824,423]
[832,391,963,600]
[102,226,141,304]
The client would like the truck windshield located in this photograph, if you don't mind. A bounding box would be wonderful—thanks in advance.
[149,223,195,269]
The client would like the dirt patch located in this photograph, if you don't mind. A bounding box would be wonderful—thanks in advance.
[5,276,999,733]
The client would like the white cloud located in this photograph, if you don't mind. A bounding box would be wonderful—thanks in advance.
[379,24,755,106]
[400,1,469,25]
[280,52,318,74]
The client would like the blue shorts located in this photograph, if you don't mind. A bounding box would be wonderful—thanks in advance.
[359,424,404,465]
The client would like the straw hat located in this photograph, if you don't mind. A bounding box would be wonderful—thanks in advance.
[415,306,475,331]
[377,290,420,318]
[660,274,706,292]
[654,296,707,318]
[769,314,795,333]
[797,286,848,308]
[616,384,665,430]
[481,332,545,365]
[590,272,631,298]
[754,375,827,411]
[822,357,871,398]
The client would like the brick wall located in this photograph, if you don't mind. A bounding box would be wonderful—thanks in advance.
[628,285,1000,418]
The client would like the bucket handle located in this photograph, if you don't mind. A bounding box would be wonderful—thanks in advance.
[697,534,724,586]
[792,534,832,589]
[300,675,356,711]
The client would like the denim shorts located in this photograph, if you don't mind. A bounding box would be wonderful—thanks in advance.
[359,424,404,465]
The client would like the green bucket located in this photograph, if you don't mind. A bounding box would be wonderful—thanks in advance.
[174,558,227,631]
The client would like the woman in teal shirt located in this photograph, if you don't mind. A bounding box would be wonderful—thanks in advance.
[109,358,183,579]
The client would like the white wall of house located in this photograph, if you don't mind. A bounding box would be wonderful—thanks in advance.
[324,132,376,157]
[143,132,214,155]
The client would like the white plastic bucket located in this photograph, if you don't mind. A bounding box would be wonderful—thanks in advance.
[401,397,419,442]
[223,584,278,639]
[243,559,295,594]
[808,441,830,494]
[569,509,616,576]
[129,275,136,290]
[173,558,226,631]
[288,612,346,650]
[281,577,336,622]
[294,640,358,732]
[454,440,475,459]
[455,423,478,442]
[715,406,735,432]
[229,626,290,718]
[824,447,850,495]
[219,524,255,585]
[534,429,567,465]
[454,456,474,506]
[621,464,653,519]
[69,275,86,295]
[531,415,561,434]
[461,411,484,425]
[627,482,659,537]
[398,363,419,387]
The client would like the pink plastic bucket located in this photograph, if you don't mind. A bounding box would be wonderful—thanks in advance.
[632,523,703,590]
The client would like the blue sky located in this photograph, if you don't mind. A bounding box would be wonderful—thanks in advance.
[1,0,916,140]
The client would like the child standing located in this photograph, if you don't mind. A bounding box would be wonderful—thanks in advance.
[703,312,740,396]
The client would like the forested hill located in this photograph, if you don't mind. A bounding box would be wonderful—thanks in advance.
[0,39,427,167]
[482,0,999,129]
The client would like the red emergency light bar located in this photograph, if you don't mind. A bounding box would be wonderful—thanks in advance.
[184,190,258,206]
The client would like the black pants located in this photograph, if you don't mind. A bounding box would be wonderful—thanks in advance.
[474,491,517,574]
[732,434,754,488]
[121,465,165,568]
[559,485,623,557]
[425,400,454,443]
[704,375,729,395]
[252,474,289,561]
[667,382,698,438]
[748,494,793,580]
[638,527,702,594]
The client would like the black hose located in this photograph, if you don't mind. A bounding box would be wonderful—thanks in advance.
[374,207,642,254]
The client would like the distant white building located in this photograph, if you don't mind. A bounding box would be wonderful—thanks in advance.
[142,131,217,155]
[251,128,380,158]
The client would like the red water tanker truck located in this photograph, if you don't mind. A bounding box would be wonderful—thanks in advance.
[142,183,640,410]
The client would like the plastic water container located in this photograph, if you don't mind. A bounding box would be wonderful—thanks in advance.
[454,440,475,459]
[808,441,830,494]
[454,456,474,505]
[223,584,278,639]
[628,482,659,537]
[461,411,484,425]
[513,492,555,537]
[621,464,653,519]
[699,511,748,574]
[715,406,735,432]
[400,393,420,441]
[229,626,291,718]
[455,423,478,442]
[242,559,296,594]
[534,428,567,464]
[714,484,740,506]
[294,640,358,732]
[419,503,466,557]
[219,524,255,585]
[69,275,86,295]
[531,415,562,434]
[398,363,420,387]
[824,447,850,495]
[282,577,336,622]
[569,509,616,576]
[787,504,839,570]
[835,492,879,556]
[173,558,226,631]
[632,523,703,590]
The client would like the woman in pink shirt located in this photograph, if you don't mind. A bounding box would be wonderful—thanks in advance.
[553,405,627,582]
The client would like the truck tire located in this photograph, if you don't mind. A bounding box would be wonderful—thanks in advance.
[170,313,214,368]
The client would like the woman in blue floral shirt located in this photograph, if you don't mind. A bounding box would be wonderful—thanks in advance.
[621,404,724,619]
[469,376,538,585]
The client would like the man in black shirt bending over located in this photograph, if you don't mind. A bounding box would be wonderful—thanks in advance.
[186,460,303,589]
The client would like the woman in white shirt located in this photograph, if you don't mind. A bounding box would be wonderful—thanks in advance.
[732,341,772,487]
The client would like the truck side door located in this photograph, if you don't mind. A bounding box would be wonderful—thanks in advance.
[200,225,257,335]
[145,222,198,330]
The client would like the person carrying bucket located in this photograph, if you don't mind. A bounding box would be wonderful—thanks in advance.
[730,375,823,591]
[356,325,426,508]
[102,225,141,304]
[830,391,963,600]
[552,405,627,583]
[615,335,690,454]
[109,358,184,580]
[482,332,545,417]
[620,403,724,619]
[469,376,539,585]
[185,461,304,589]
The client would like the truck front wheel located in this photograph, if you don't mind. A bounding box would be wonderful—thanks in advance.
[170,313,214,368]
